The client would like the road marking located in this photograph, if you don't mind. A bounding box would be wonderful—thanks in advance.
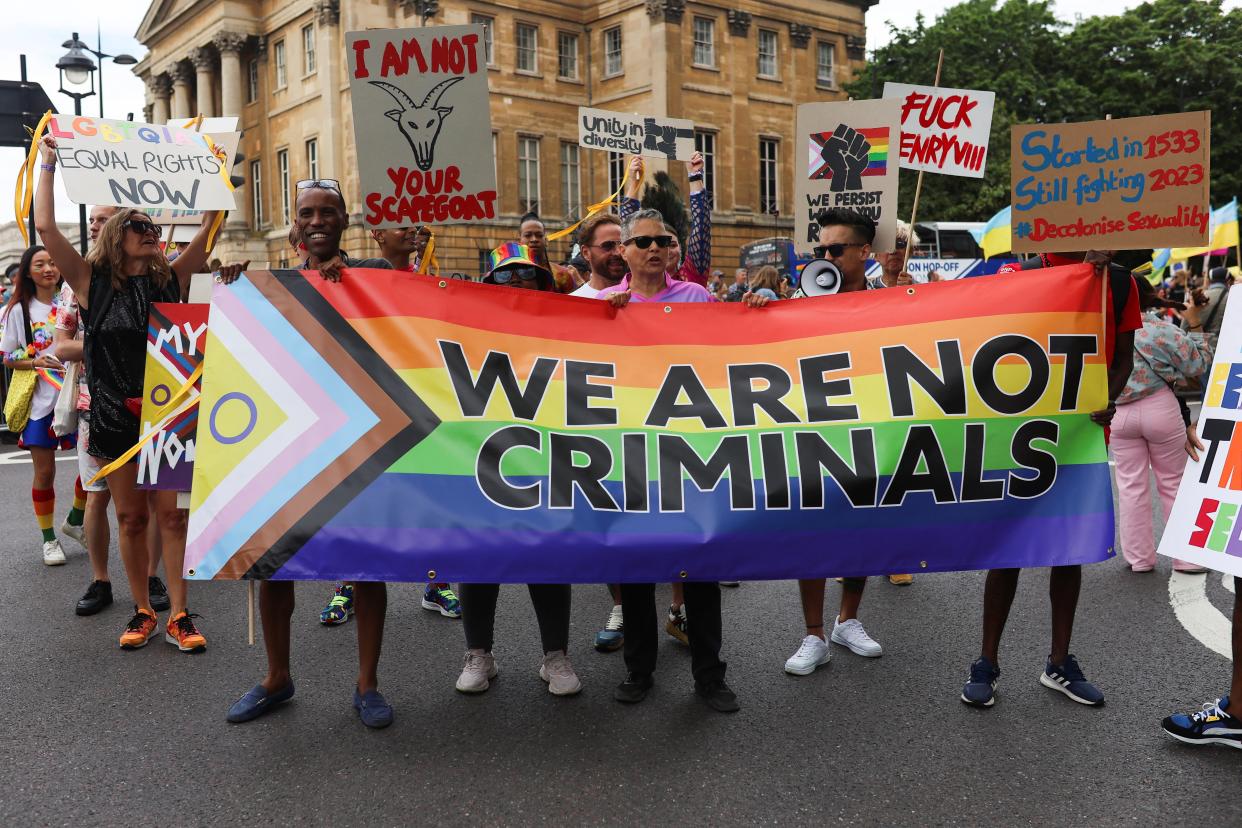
[1226,573,1236,595]
[0,451,77,466]
[1168,571,1233,660]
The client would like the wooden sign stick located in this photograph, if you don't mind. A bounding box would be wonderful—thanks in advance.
[902,49,945,272]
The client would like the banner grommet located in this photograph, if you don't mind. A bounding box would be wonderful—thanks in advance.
[919,561,928,568]
[664,306,672,313]
[906,287,916,296]
[438,280,447,288]
[427,570,437,579]
[678,570,687,578]
[187,569,196,576]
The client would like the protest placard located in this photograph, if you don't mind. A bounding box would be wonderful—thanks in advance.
[794,98,901,254]
[883,82,995,178]
[1158,286,1242,577]
[346,25,496,229]
[49,116,238,211]
[146,117,241,226]
[138,301,208,492]
[1010,111,1211,253]
[578,107,695,161]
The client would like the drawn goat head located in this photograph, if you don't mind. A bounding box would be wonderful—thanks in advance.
[369,77,465,172]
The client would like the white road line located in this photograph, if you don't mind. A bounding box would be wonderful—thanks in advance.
[1168,571,1233,660]
[0,450,77,465]
[1226,573,1236,595]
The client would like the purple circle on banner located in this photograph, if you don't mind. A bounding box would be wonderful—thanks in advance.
[151,384,171,407]
[209,392,258,445]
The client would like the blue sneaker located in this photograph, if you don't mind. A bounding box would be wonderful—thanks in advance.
[227,682,295,723]
[1162,696,1242,750]
[961,656,1000,707]
[1040,655,1105,706]
[353,688,394,729]
[594,604,624,652]
[319,583,354,626]
[421,583,461,618]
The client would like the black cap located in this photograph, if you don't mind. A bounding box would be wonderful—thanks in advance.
[1209,266,1228,283]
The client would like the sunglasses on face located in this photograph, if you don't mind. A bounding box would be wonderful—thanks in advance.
[491,266,543,284]
[624,235,674,250]
[813,242,866,259]
[123,219,163,239]
[591,240,622,252]
[297,178,342,194]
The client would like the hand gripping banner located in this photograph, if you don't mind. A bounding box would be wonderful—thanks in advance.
[185,265,1115,582]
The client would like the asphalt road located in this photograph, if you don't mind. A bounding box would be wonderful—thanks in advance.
[0,446,1236,827]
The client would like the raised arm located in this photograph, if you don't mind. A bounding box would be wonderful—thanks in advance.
[619,156,644,223]
[680,152,711,285]
[33,135,92,302]
[169,210,223,299]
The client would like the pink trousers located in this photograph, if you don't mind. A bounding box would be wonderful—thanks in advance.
[1111,386,1197,571]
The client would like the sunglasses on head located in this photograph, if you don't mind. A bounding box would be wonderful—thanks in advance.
[296,178,342,193]
[813,242,866,259]
[123,218,162,239]
[624,235,675,250]
[491,266,543,284]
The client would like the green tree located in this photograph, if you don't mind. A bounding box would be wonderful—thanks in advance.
[640,171,690,247]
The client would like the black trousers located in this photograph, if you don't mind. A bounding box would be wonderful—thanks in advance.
[459,583,571,653]
[620,581,725,684]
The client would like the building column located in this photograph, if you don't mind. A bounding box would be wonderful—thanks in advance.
[190,47,217,117]
[317,1,342,187]
[149,74,172,124]
[170,62,193,119]
[214,33,246,117]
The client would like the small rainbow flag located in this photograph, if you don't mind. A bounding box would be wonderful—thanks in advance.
[808,126,890,181]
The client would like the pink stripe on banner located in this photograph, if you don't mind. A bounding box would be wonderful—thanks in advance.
[185,284,351,568]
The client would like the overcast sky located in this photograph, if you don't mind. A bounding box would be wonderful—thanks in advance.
[2,1,1239,228]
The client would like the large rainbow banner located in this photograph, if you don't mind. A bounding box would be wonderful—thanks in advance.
[185,264,1116,582]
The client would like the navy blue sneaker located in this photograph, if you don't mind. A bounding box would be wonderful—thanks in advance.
[1162,696,1242,750]
[1039,655,1105,706]
[227,682,295,723]
[353,688,394,729]
[594,604,624,652]
[961,656,1000,707]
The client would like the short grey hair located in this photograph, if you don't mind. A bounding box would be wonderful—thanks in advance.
[621,208,666,241]
[893,220,921,249]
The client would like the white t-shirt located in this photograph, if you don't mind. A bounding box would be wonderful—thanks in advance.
[571,282,602,298]
[1,298,60,420]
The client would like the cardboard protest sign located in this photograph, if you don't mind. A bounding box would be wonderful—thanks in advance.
[578,107,695,160]
[1158,286,1242,577]
[137,302,208,492]
[794,98,901,254]
[49,116,238,211]
[883,82,994,178]
[1010,111,1211,253]
[346,25,496,229]
[146,118,241,226]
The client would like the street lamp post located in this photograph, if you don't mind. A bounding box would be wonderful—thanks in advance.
[66,27,137,119]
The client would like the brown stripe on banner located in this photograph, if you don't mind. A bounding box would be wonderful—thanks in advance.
[213,271,416,578]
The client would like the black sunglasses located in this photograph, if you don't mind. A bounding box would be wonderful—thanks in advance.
[625,235,675,250]
[123,219,163,239]
[492,266,543,284]
[813,242,866,259]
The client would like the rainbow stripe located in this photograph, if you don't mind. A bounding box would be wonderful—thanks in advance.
[808,126,891,181]
[186,265,1114,583]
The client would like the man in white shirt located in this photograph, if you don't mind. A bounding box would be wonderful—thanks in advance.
[570,213,625,299]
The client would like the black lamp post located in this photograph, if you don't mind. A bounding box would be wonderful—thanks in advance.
[56,33,96,255]
[64,27,138,119]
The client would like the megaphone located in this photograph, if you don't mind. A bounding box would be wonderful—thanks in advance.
[799,258,843,296]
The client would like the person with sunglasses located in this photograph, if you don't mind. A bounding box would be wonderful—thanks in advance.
[570,213,625,299]
[867,220,919,290]
[620,153,712,287]
[370,226,421,273]
[35,133,221,654]
[222,180,396,728]
[784,208,890,678]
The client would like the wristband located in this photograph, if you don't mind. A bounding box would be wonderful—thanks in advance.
[687,171,704,182]
[40,163,56,173]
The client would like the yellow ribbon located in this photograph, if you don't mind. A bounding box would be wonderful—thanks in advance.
[417,231,439,275]
[15,110,53,247]
[546,166,642,242]
[88,362,204,486]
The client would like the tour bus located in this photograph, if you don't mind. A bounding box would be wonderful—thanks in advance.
[903,221,1018,280]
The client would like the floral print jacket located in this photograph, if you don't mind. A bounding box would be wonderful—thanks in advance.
[1117,312,1213,406]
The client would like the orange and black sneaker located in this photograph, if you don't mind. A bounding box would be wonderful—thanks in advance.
[165,611,207,653]
[119,607,159,650]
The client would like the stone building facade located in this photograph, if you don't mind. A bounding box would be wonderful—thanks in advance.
[134,0,871,272]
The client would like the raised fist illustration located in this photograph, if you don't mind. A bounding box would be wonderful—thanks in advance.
[821,124,871,192]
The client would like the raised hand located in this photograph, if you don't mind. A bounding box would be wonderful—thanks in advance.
[822,124,871,192]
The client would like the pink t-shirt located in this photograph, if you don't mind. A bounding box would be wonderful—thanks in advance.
[597,274,713,303]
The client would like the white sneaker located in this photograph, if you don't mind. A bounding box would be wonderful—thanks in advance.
[60,520,86,549]
[539,650,582,696]
[42,539,66,566]
[830,617,883,657]
[784,635,831,675]
[455,649,497,693]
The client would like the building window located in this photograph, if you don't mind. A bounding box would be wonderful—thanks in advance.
[247,59,259,103]
[757,29,778,78]
[608,151,625,196]
[557,32,579,80]
[604,26,623,76]
[306,138,318,181]
[477,249,492,275]
[516,23,538,73]
[759,138,778,214]
[472,14,495,65]
[273,40,287,89]
[694,130,716,198]
[692,17,716,68]
[817,41,835,87]
[277,149,290,224]
[250,158,263,226]
[560,142,581,217]
[302,24,316,74]
[518,136,540,214]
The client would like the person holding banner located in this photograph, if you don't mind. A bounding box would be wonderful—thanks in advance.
[620,153,712,286]
[1,245,82,567]
[961,250,1140,709]
[33,132,216,654]
[519,214,580,293]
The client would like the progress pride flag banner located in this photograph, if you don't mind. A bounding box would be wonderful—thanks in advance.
[346,25,497,229]
[883,83,995,178]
